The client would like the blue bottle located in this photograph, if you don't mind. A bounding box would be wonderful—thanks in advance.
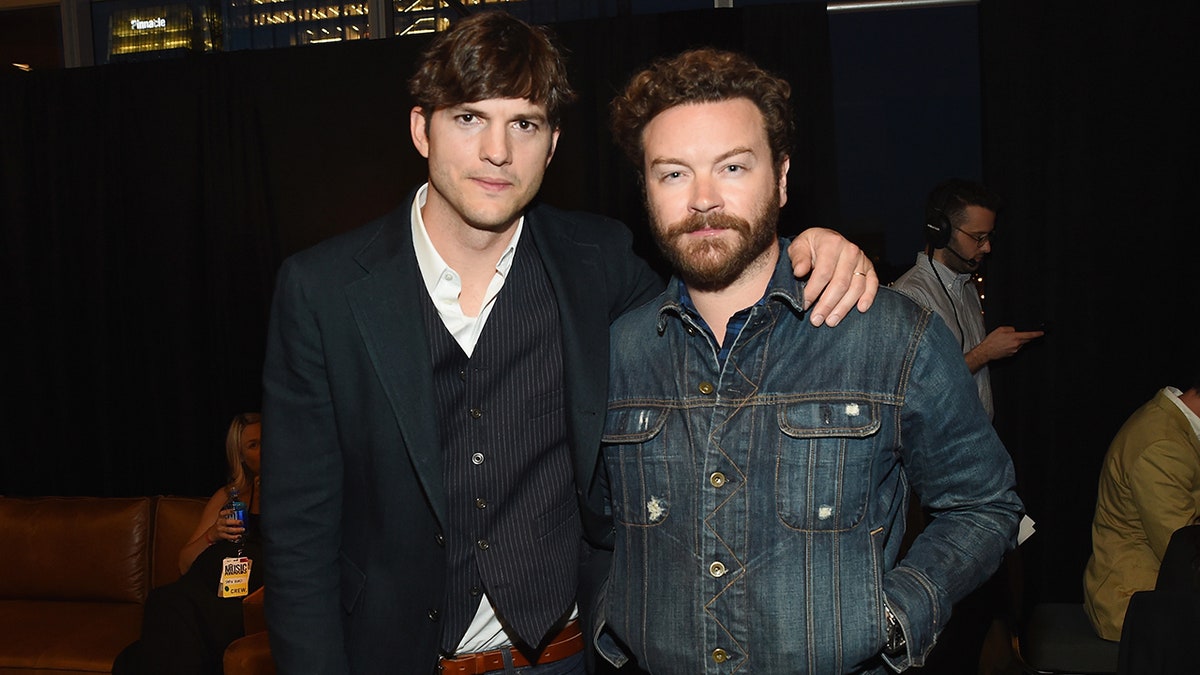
[227,487,246,544]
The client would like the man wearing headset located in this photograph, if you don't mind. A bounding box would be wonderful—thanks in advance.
[891,178,1043,421]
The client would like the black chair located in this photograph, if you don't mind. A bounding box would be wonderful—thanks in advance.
[1014,602,1118,675]
[1116,524,1200,675]
[1151,523,1200,592]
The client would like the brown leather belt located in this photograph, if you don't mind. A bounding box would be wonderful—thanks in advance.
[437,620,583,674]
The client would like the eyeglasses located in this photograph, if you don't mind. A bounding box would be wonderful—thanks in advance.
[954,226,994,246]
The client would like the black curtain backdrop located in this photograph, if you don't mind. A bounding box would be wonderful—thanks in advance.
[1,5,834,498]
[979,0,1200,613]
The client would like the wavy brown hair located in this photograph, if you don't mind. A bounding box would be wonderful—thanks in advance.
[407,11,576,128]
[610,48,794,176]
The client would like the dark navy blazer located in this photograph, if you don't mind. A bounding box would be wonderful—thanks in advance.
[261,191,661,675]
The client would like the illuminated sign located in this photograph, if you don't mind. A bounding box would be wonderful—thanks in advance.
[130,17,167,30]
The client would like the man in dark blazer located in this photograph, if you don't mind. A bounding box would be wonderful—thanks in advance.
[261,11,878,675]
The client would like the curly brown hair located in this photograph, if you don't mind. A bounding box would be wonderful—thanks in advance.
[407,11,576,128]
[610,48,794,175]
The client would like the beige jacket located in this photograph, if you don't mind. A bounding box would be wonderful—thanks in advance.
[1083,389,1200,640]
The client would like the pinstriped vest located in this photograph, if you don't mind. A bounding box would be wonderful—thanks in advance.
[420,238,581,652]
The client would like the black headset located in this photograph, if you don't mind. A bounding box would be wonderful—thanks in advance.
[924,203,953,249]
[922,187,966,349]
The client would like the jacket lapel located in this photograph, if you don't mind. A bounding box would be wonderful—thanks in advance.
[344,203,447,528]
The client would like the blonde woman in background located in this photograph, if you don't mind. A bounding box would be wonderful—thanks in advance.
[113,412,264,675]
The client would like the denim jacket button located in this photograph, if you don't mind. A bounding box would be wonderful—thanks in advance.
[709,561,727,577]
[709,472,727,488]
[712,648,729,663]
[698,381,715,395]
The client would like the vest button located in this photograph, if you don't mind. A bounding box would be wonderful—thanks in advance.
[475,498,488,509]
[698,381,714,395]
[471,453,485,465]
[458,368,467,381]
[709,561,727,578]
[428,608,439,621]
[434,532,445,547]
[477,539,490,551]
[470,586,481,597]
[712,648,729,663]
[709,472,727,488]
[469,408,483,419]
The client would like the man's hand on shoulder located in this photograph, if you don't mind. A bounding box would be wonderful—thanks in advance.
[788,227,878,327]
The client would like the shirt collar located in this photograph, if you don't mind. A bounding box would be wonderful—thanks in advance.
[656,238,806,333]
[913,251,974,284]
[410,182,524,296]
[1164,387,1200,443]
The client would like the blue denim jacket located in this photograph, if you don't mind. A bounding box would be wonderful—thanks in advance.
[595,241,1022,674]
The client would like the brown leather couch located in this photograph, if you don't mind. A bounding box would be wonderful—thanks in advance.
[223,587,275,675]
[0,495,207,673]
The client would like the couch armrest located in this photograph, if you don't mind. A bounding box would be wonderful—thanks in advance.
[224,631,274,675]
[227,587,273,675]
[243,586,267,635]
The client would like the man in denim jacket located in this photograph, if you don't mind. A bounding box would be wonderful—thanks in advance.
[594,48,1023,674]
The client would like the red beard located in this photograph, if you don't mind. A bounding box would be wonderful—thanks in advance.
[653,194,779,292]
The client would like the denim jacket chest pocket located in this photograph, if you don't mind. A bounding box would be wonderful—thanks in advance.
[602,405,674,527]
[776,399,881,531]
